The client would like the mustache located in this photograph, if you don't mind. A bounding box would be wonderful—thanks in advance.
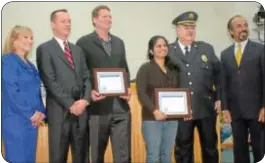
[240,30,248,35]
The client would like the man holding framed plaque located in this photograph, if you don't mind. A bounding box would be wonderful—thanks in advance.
[93,68,128,97]
[136,35,189,163]
[168,11,221,163]
[76,5,131,163]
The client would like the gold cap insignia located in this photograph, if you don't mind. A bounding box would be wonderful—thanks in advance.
[201,54,208,62]
[188,13,194,19]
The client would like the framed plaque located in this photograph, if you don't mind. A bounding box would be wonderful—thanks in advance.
[155,88,192,118]
[93,68,128,96]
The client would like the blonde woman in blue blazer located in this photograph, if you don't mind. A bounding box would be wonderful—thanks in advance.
[1,25,46,163]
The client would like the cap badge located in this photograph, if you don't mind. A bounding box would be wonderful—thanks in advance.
[188,13,194,19]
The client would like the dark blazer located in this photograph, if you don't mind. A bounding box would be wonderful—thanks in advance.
[36,38,91,124]
[221,40,265,120]
[76,32,130,114]
[168,40,221,119]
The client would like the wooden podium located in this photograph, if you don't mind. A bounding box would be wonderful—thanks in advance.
[2,83,221,163]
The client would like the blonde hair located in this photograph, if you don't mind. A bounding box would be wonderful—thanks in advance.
[2,25,33,57]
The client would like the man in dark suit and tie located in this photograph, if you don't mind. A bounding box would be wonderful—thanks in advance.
[168,11,221,163]
[36,9,91,163]
[76,5,131,163]
[221,15,264,163]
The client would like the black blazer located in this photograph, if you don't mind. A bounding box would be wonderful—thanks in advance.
[76,32,130,114]
[221,40,265,120]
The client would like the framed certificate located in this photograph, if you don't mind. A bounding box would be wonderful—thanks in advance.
[93,68,128,96]
[155,88,192,118]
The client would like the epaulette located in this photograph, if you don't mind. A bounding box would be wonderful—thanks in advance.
[195,41,205,44]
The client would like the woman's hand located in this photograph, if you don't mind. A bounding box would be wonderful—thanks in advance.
[30,111,46,127]
[153,110,167,121]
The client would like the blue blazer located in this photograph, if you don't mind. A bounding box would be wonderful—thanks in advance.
[2,53,45,123]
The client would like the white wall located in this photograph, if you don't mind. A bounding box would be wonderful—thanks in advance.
[1,2,262,79]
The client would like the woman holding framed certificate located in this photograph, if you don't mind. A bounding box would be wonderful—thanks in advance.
[136,35,181,163]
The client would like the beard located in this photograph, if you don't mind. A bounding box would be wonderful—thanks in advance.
[238,30,248,40]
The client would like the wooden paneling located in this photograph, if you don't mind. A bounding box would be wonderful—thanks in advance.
[2,83,221,163]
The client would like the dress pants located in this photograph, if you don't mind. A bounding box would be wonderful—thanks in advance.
[174,117,218,163]
[90,112,131,163]
[231,118,264,163]
[48,113,89,163]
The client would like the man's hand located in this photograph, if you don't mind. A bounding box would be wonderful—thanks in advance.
[258,107,264,123]
[120,88,131,101]
[215,100,221,114]
[70,100,89,116]
[184,113,193,121]
[222,110,232,124]
[91,90,106,101]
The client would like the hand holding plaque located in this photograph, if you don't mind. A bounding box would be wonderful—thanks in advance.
[91,90,106,101]
[93,68,128,96]
[155,88,192,118]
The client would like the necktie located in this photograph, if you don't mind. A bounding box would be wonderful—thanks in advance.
[63,41,75,68]
[235,43,242,66]
[184,46,189,56]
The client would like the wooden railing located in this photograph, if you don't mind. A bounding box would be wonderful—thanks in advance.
[2,83,222,163]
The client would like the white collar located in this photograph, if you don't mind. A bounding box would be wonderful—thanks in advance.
[54,36,68,51]
[234,39,248,54]
[178,40,191,54]
[234,39,248,48]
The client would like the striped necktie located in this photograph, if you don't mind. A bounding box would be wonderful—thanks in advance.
[63,41,75,68]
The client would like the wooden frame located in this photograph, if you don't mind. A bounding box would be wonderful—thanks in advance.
[93,68,128,96]
[154,88,192,118]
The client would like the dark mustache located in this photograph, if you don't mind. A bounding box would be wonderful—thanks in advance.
[240,30,248,35]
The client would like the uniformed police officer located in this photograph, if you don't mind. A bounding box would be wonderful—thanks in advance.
[168,11,221,163]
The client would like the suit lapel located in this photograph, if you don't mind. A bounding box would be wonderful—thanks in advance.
[69,43,79,74]
[91,32,110,58]
[239,40,252,69]
[227,45,238,70]
[27,61,40,80]
[12,54,39,80]
[171,40,188,63]
[51,38,75,72]
[109,35,120,62]
[228,40,252,69]
[186,42,198,62]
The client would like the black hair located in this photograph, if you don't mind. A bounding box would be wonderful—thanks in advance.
[147,35,179,71]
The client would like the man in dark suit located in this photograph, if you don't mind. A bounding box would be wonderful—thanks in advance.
[76,5,131,163]
[36,9,91,163]
[168,11,221,163]
[221,15,264,163]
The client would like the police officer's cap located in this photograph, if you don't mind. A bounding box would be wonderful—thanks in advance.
[172,11,198,25]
